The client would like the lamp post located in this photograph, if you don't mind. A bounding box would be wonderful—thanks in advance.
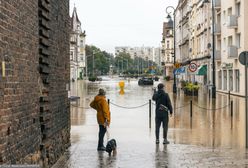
[203,0,216,98]
[211,0,216,98]
[86,50,100,77]
[93,51,95,76]
[166,6,176,93]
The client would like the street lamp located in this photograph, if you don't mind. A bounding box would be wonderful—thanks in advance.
[166,6,176,93]
[85,50,100,77]
[203,0,216,98]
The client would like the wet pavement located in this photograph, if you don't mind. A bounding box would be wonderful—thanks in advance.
[53,77,248,168]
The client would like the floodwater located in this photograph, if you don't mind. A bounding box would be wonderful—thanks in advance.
[53,76,248,168]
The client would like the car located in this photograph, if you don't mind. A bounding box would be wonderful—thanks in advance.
[138,77,154,85]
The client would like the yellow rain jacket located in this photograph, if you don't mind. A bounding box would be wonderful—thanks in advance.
[90,95,111,126]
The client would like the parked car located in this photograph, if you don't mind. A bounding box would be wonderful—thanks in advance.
[138,77,154,85]
[154,76,159,81]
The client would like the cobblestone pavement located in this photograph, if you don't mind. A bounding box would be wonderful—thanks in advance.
[53,79,248,168]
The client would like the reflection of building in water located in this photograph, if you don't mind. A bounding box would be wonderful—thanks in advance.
[169,93,246,148]
[70,107,86,125]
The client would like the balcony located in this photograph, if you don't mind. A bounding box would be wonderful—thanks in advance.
[227,46,238,58]
[227,15,238,28]
[214,23,221,35]
[213,0,221,9]
[215,50,221,60]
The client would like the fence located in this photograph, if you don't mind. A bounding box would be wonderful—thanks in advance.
[70,99,234,129]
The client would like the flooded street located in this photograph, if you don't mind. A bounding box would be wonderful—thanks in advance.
[53,77,248,168]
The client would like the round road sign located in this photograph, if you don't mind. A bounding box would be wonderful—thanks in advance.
[239,51,248,66]
[188,62,198,72]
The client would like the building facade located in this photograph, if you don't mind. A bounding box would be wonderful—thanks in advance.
[216,0,248,96]
[161,20,174,78]
[174,0,248,96]
[0,0,70,166]
[115,46,155,61]
[70,7,86,80]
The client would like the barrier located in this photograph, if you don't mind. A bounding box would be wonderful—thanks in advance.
[70,99,233,128]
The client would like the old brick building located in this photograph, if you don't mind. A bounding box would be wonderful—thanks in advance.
[0,0,70,167]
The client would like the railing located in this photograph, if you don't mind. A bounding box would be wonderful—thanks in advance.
[227,45,238,58]
[214,23,221,34]
[227,15,238,28]
[70,98,233,129]
[214,0,221,9]
[215,50,221,60]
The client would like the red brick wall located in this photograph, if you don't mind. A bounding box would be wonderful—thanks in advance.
[0,0,70,166]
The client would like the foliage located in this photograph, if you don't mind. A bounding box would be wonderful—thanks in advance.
[86,45,114,76]
[184,82,199,91]
[86,45,159,76]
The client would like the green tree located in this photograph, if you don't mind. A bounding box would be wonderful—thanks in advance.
[86,45,114,76]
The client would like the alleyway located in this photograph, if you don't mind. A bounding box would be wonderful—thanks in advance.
[53,78,248,168]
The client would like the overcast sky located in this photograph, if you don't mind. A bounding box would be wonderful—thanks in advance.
[69,0,178,54]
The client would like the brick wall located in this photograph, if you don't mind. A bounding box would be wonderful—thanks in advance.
[0,0,70,167]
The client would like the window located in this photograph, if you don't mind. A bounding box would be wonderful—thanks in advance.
[218,71,222,90]
[223,10,226,24]
[235,70,240,92]
[229,70,233,91]
[236,2,241,16]
[228,36,233,47]
[223,70,227,90]
[70,51,73,60]
[167,41,170,48]
[228,7,232,16]
[236,33,241,48]
[223,38,226,51]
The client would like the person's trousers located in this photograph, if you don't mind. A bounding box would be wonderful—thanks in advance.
[98,125,106,148]
[155,116,169,140]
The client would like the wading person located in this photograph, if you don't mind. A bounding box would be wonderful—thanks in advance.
[152,83,173,144]
[90,88,111,151]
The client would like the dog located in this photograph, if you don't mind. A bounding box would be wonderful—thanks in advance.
[105,139,117,156]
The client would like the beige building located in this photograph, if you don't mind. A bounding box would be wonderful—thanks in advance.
[161,21,174,78]
[70,6,86,80]
[215,0,248,96]
[115,46,154,61]
[174,0,191,81]
[174,0,248,96]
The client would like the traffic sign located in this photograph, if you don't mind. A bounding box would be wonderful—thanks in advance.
[239,51,248,66]
[188,62,198,72]
[174,63,181,68]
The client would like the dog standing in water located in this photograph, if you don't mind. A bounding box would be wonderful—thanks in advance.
[105,139,117,156]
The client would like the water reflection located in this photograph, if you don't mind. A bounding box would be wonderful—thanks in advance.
[155,145,169,168]
[97,151,117,168]
[70,78,246,148]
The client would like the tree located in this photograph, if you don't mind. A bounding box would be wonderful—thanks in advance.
[86,45,114,76]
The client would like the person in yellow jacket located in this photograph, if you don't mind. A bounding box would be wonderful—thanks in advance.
[90,88,111,151]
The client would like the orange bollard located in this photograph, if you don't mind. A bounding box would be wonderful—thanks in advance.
[119,81,125,95]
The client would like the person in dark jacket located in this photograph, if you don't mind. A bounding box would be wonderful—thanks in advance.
[152,83,173,144]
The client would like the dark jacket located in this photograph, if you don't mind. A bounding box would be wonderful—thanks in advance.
[152,89,173,117]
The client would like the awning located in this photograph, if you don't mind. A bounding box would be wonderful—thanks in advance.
[196,65,207,75]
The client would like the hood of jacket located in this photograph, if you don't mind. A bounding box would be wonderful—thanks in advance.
[90,95,111,125]
[157,89,165,97]
[94,95,106,103]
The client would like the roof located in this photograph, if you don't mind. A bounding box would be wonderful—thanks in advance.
[71,6,81,30]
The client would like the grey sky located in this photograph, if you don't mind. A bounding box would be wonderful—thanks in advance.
[70,0,178,54]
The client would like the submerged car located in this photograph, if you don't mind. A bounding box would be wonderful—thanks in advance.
[138,77,154,85]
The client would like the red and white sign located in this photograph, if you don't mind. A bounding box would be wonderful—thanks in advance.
[188,62,198,72]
